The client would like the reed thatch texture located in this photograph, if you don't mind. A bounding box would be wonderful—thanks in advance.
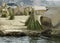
[25,8,43,30]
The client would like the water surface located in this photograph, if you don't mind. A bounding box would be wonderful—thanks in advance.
[0,36,60,43]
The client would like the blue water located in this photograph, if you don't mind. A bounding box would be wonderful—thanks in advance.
[0,36,59,43]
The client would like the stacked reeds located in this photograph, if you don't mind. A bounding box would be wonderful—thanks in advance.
[25,8,43,30]
[8,8,15,20]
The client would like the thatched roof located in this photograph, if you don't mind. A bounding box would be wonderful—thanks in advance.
[32,6,47,10]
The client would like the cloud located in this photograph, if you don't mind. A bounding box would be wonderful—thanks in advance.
[32,0,41,6]
[20,2,24,6]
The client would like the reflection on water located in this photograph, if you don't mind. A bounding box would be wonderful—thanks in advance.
[0,36,60,43]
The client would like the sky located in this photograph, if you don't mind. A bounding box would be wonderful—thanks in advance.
[47,0,60,1]
[0,0,60,7]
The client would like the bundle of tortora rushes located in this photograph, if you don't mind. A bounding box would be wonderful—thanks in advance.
[25,8,43,30]
[8,8,15,20]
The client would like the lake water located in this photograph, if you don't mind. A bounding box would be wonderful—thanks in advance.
[0,36,60,43]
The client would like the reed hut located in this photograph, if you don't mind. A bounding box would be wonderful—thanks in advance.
[32,6,48,15]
